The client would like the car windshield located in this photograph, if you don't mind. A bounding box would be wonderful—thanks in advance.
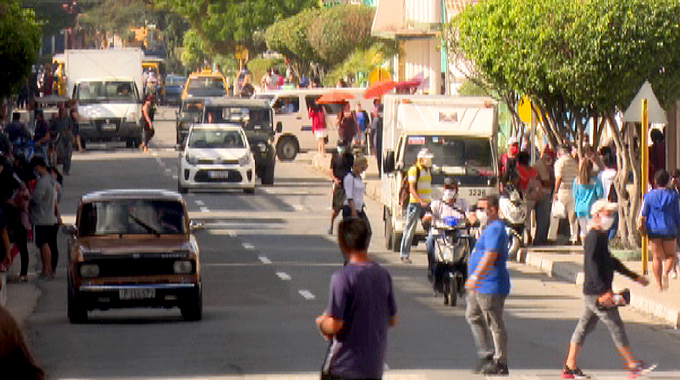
[77,81,138,104]
[186,77,226,97]
[181,101,204,120]
[402,135,495,184]
[79,200,186,236]
[188,129,246,149]
[167,76,185,86]
[203,106,271,132]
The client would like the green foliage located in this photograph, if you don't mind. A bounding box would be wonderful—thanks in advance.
[327,43,392,87]
[21,0,77,37]
[457,80,488,97]
[79,0,150,36]
[0,1,40,99]
[264,8,322,67]
[180,29,207,71]
[247,57,285,87]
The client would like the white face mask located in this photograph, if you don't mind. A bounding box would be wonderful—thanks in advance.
[443,189,457,202]
[600,215,615,230]
[475,209,488,226]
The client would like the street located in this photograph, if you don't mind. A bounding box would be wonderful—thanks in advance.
[23,106,680,380]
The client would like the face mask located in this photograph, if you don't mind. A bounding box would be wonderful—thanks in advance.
[475,209,488,226]
[443,189,457,202]
[600,215,615,230]
[509,146,518,155]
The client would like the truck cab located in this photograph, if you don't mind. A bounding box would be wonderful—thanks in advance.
[381,95,499,252]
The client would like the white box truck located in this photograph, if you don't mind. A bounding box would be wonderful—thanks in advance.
[65,48,144,147]
[381,95,500,252]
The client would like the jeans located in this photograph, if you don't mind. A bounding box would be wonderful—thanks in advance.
[533,194,552,245]
[570,295,630,349]
[400,203,422,259]
[607,212,619,240]
[58,140,73,174]
[466,292,508,363]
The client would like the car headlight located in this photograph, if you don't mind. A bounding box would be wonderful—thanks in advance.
[79,264,100,278]
[185,154,198,165]
[238,154,251,166]
[173,260,193,274]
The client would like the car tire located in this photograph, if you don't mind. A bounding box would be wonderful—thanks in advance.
[126,139,135,148]
[384,211,401,253]
[181,289,202,321]
[276,137,298,161]
[68,282,88,324]
[261,164,275,185]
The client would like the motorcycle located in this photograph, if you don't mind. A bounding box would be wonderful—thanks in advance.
[499,185,527,258]
[431,216,472,306]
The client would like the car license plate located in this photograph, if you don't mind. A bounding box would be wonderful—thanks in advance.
[208,171,229,179]
[119,288,155,300]
[102,123,116,131]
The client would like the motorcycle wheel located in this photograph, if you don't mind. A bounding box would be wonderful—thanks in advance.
[508,233,521,259]
[449,277,458,306]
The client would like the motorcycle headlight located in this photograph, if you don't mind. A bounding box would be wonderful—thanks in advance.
[79,264,100,278]
[238,154,251,166]
[185,154,198,165]
[173,260,193,274]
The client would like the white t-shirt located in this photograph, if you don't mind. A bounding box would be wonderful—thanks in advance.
[599,168,616,200]
[343,172,365,211]
[430,198,469,234]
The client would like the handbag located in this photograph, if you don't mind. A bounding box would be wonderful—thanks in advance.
[551,199,567,219]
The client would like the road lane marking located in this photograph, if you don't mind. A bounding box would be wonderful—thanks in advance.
[200,207,210,212]
[165,168,172,173]
[195,200,205,206]
[172,175,178,180]
[258,255,272,264]
[276,272,291,281]
[242,243,255,250]
[292,204,305,211]
[299,290,316,300]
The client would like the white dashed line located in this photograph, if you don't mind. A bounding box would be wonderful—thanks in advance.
[258,255,272,264]
[276,272,291,281]
[195,200,204,206]
[158,160,166,167]
[152,152,158,157]
[164,168,172,173]
[172,175,178,180]
[292,204,305,211]
[228,231,236,237]
[200,207,210,212]
[242,243,255,250]
[298,290,316,300]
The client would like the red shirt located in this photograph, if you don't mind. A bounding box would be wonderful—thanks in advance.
[517,165,538,193]
[309,109,326,132]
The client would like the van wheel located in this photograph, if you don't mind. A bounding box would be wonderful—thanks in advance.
[276,137,298,161]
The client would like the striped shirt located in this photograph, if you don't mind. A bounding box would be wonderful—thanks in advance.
[408,164,431,203]
[555,156,578,193]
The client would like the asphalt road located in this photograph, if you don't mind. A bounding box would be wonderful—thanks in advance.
[24,106,680,380]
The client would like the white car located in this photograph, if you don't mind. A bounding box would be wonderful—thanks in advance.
[178,124,256,194]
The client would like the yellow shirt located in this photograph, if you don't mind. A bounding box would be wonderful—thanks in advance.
[408,164,431,203]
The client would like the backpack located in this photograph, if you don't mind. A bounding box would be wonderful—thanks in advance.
[524,175,543,202]
[398,166,420,208]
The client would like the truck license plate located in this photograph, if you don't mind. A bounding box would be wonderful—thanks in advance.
[208,171,229,179]
[119,288,155,300]
[102,123,116,131]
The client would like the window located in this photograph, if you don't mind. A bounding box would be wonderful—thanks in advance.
[79,200,186,236]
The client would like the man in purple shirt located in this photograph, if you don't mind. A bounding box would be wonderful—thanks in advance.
[316,218,397,380]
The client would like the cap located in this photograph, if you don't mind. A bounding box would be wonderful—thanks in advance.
[590,199,617,216]
[30,156,47,169]
[507,136,518,146]
[417,149,433,159]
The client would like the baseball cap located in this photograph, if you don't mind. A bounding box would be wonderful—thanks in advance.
[417,148,433,159]
[507,136,518,146]
[590,199,617,216]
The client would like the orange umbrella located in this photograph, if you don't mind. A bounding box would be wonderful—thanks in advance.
[316,90,355,104]
[363,80,397,99]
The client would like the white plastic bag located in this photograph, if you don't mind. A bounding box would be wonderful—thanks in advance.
[552,199,567,219]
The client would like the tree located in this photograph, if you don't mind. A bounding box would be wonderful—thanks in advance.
[79,0,151,45]
[446,0,680,248]
[0,1,41,99]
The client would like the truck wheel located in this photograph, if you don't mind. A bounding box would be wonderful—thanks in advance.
[68,282,88,324]
[261,164,275,185]
[276,137,298,161]
[180,290,202,321]
[384,210,402,252]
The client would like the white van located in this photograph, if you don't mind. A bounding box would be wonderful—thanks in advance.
[254,88,375,160]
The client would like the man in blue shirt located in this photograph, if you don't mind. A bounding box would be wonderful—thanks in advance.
[465,194,510,375]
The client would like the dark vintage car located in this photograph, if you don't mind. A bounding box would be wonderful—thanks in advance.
[163,75,185,106]
[176,98,206,145]
[65,189,202,323]
[200,98,282,185]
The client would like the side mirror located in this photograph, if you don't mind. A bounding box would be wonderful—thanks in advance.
[189,220,204,232]
[62,224,77,235]
[383,151,396,173]
[275,121,282,134]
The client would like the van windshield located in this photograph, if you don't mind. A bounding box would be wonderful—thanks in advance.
[79,200,186,236]
[186,77,226,97]
[77,81,139,104]
[403,135,496,185]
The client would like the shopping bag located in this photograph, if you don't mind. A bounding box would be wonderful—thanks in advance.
[551,199,567,219]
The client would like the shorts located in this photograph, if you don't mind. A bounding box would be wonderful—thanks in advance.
[315,130,328,140]
[647,233,676,240]
[332,184,345,211]
[34,224,58,247]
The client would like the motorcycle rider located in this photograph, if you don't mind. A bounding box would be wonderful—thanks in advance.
[423,178,471,283]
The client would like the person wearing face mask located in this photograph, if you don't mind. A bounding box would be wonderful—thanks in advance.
[499,137,519,193]
[464,195,510,375]
[550,145,579,244]
[328,141,354,234]
[532,146,555,245]
[423,178,471,284]
[399,148,433,264]
[562,199,653,379]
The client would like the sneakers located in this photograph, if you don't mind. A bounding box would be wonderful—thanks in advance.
[562,365,590,379]
[400,257,412,264]
[481,360,509,375]
[473,354,493,374]
[628,361,657,378]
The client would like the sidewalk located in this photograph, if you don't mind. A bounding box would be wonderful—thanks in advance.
[310,152,680,329]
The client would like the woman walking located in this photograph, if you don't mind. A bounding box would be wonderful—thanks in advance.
[342,155,369,224]
[336,102,357,149]
[638,169,680,291]
[309,102,327,157]
[572,160,603,244]
[140,95,155,153]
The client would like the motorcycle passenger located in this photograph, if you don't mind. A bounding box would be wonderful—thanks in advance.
[424,178,471,282]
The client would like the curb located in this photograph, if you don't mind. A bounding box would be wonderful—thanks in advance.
[518,248,680,329]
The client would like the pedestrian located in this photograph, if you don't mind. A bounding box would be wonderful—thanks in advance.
[369,99,383,175]
[5,112,30,145]
[465,194,510,375]
[598,151,618,239]
[671,169,680,279]
[69,107,83,152]
[549,145,579,244]
[563,199,654,379]
[328,141,354,234]
[239,75,255,98]
[0,304,45,379]
[352,103,369,153]
[52,107,74,175]
[336,102,357,149]
[532,146,555,245]
[0,157,30,281]
[516,151,541,245]
[572,160,603,243]
[316,217,397,380]
[499,137,519,193]
[33,110,50,160]
[342,155,369,226]
[28,157,61,279]
[637,169,680,291]
[399,148,433,264]
[309,101,328,157]
[648,129,665,187]
[140,95,155,153]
